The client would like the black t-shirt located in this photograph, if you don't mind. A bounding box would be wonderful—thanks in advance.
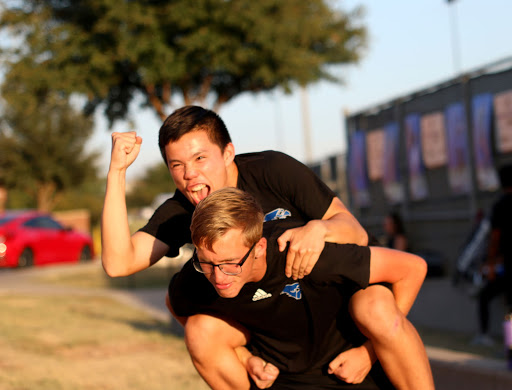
[169,224,393,389]
[490,193,512,260]
[139,151,336,257]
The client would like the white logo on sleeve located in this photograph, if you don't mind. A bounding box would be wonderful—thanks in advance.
[252,288,273,301]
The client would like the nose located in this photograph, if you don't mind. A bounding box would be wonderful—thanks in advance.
[213,266,228,282]
[183,164,198,180]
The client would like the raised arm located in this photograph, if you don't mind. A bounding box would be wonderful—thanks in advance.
[278,197,369,279]
[101,131,169,277]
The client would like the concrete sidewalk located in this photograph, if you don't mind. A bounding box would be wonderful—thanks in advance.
[409,277,512,389]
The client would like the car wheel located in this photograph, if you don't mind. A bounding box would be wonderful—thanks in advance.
[79,246,92,262]
[18,248,34,267]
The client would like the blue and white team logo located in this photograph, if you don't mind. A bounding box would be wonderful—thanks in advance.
[280,282,302,300]
[264,208,291,222]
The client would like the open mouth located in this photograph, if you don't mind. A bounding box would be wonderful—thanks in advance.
[189,184,210,204]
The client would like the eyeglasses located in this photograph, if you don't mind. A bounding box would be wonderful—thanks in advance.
[192,242,257,275]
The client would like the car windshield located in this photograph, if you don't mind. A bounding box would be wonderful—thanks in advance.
[0,215,17,226]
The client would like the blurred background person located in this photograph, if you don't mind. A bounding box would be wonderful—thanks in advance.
[383,211,409,252]
[472,164,512,347]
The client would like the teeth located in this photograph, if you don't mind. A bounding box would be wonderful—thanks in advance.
[191,184,206,192]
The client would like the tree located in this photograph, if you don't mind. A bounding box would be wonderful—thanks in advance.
[0,84,100,212]
[0,0,366,126]
[126,162,176,209]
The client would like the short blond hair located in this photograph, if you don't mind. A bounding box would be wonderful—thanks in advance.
[191,188,264,251]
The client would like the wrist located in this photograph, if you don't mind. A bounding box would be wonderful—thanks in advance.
[308,219,329,239]
[235,346,253,369]
[362,341,377,364]
[107,166,128,182]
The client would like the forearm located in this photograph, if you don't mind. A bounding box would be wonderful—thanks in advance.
[321,213,368,246]
[361,340,377,364]
[101,169,137,276]
[321,198,368,246]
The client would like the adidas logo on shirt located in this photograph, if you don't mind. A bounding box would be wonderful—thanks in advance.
[252,288,272,301]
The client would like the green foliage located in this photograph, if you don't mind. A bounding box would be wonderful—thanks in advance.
[126,161,176,209]
[0,85,100,211]
[55,176,107,227]
[0,0,367,126]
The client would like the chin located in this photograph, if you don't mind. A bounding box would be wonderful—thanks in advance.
[217,290,238,299]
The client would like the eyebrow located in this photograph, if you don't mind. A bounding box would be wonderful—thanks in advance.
[168,150,209,165]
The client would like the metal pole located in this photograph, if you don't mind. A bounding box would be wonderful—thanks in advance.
[300,86,313,164]
[447,0,462,75]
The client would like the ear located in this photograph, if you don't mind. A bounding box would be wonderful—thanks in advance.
[223,142,235,166]
[254,237,267,259]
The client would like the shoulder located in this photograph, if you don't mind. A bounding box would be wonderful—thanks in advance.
[235,151,303,170]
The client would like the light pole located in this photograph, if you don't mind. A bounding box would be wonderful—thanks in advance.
[300,86,313,164]
[446,0,462,75]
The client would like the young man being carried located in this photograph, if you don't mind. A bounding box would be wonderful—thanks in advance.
[169,187,434,389]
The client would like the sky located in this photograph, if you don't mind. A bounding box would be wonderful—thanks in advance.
[88,0,512,180]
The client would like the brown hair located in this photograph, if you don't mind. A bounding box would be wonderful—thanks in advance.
[190,188,264,251]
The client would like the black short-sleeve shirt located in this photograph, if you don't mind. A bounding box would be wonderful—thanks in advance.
[169,224,381,386]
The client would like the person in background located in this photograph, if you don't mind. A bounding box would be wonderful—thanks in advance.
[473,164,512,346]
[383,212,409,252]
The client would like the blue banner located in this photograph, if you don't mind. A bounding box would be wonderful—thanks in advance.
[348,131,370,207]
[472,93,499,191]
[445,103,471,194]
[382,122,404,203]
[405,113,428,200]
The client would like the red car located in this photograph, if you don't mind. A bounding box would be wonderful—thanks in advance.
[0,211,95,268]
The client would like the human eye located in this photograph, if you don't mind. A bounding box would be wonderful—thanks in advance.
[169,162,183,170]
[197,262,214,274]
[220,263,241,275]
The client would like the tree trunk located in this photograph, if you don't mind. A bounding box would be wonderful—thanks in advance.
[37,182,57,212]
[0,186,7,213]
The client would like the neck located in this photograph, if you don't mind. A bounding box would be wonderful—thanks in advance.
[249,252,267,283]
[226,161,239,187]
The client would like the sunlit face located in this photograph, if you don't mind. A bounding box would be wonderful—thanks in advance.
[165,130,235,206]
[196,229,265,298]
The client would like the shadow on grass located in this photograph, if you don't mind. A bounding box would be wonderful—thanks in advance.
[123,315,185,339]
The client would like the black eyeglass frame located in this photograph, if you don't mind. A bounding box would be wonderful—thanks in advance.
[192,242,257,275]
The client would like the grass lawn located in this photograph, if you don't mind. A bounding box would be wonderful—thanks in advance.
[0,263,208,390]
